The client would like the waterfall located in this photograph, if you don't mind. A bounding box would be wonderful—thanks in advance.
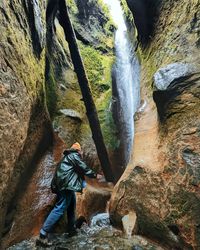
[104,0,140,169]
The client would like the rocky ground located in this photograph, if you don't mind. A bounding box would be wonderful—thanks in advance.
[8,218,165,250]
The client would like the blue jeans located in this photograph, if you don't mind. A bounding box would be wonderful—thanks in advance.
[40,190,76,236]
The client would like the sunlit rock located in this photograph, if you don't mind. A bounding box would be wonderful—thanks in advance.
[122,211,137,237]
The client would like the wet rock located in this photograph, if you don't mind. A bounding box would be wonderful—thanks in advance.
[126,0,162,46]
[1,134,65,248]
[0,0,52,246]
[75,0,113,49]
[153,71,200,121]
[153,63,197,91]
[8,227,165,250]
[53,114,82,146]
[24,0,46,56]
[76,184,112,222]
[1,0,115,248]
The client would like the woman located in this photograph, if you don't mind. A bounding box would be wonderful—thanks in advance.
[37,142,97,246]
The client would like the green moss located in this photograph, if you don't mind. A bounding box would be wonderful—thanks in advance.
[97,0,110,16]
[137,46,158,93]
[95,0,116,32]
[67,0,78,15]
[57,88,84,113]
[79,42,114,97]
[4,23,46,103]
[45,63,58,118]
[97,90,119,149]
[96,0,116,45]
[120,0,134,23]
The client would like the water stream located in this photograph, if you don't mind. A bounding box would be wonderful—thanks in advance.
[8,213,164,249]
[104,0,140,168]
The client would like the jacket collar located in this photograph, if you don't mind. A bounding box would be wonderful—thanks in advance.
[63,148,80,156]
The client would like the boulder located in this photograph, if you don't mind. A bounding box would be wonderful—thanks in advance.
[153,63,197,91]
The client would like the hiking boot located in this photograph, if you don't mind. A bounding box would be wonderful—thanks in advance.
[36,235,53,247]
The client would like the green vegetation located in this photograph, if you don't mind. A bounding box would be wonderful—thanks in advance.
[97,90,119,149]
[45,62,58,118]
[67,0,78,15]
[52,0,118,150]
[78,42,114,97]
[97,0,110,16]
[97,0,116,38]
[120,0,134,23]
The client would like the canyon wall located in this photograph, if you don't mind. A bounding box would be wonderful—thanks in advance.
[110,0,200,249]
[0,0,53,244]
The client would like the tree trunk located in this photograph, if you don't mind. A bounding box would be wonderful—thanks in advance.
[58,0,114,182]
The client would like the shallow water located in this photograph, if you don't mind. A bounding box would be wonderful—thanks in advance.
[8,213,164,250]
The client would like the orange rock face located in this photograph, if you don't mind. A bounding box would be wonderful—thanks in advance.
[76,180,113,222]
[109,1,200,249]
[2,134,66,248]
[0,0,53,246]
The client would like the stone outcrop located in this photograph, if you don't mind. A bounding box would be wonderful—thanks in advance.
[76,181,113,222]
[110,0,200,249]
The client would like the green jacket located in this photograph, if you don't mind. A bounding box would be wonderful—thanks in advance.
[54,149,96,192]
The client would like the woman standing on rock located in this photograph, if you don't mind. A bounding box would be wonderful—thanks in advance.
[37,142,98,247]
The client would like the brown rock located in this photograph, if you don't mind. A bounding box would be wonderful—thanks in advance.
[76,181,113,222]
[2,134,66,247]
[109,0,200,249]
[0,0,53,246]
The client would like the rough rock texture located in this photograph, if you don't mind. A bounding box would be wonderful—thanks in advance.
[73,0,114,51]
[76,180,113,222]
[126,0,162,46]
[0,0,53,246]
[1,134,64,248]
[153,63,197,91]
[8,229,165,250]
[110,0,200,249]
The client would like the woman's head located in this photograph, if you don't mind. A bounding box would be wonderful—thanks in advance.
[71,142,81,152]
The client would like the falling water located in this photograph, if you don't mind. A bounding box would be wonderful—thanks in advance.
[104,0,140,168]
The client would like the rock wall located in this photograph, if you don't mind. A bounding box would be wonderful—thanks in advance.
[0,0,53,245]
[110,0,200,249]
